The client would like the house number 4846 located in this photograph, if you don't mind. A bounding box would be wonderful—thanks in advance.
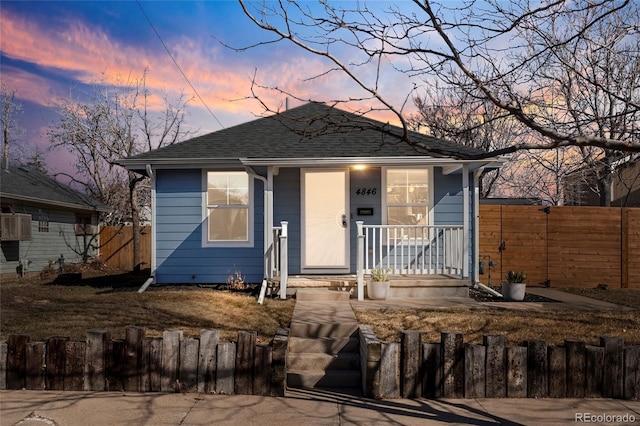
[355,188,377,195]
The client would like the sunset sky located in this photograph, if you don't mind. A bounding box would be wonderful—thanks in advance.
[2,1,415,178]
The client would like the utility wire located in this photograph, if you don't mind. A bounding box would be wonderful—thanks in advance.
[136,0,225,129]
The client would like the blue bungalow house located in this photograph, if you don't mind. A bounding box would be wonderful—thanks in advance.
[119,103,503,299]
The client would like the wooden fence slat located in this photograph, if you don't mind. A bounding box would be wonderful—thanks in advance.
[107,339,125,392]
[464,344,486,398]
[46,337,68,391]
[441,332,464,398]
[85,330,109,391]
[148,337,163,392]
[216,342,236,395]
[548,346,566,398]
[507,346,527,398]
[0,343,7,390]
[565,340,586,398]
[585,345,604,398]
[527,340,548,398]
[235,331,256,395]
[125,326,146,392]
[179,337,199,393]
[422,343,442,398]
[624,346,640,400]
[25,342,45,390]
[198,329,220,394]
[270,328,288,397]
[484,335,506,398]
[7,335,30,390]
[64,341,86,391]
[253,345,272,396]
[380,342,401,399]
[601,336,624,399]
[401,330,421,398]
[161,330,183,392]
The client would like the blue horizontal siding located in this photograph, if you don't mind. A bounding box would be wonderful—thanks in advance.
[154,169,264,284]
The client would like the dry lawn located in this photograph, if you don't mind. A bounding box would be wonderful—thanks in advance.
[354,288,640,346]
[0,271,295,345]
[3,270,639,347]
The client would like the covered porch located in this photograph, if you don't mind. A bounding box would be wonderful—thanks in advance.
[266,222,467,300]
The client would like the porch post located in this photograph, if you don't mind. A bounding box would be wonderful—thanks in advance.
[462,164,470,279]
[356,221,365,301]
[279,221,288,299]
[473,167,484,284]
[265,167,274,279]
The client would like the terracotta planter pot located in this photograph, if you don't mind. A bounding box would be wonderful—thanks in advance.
[368,281,390,300]
[502,282,526,301]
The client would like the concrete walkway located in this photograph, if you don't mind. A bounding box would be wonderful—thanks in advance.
[1,389,639,425]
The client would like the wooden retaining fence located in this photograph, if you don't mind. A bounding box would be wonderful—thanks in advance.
[1,327,638,400]
[358,326,639,400]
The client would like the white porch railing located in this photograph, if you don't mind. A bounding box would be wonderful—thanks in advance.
[357,222,464,276]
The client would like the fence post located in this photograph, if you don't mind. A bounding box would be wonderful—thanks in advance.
[0,343,6,390]
[585,345,604,397]
[357,221,365,301]
[464,344,486,398]
[380,342,400,399]
[359,325,381,398]
[270,328,288,397]
[507,346,527,397]
[7,335,30,390]
[401,330,421,398]
[279,221,288,299]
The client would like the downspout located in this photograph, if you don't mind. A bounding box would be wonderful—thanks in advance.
[473,167,484,286]
[138,164,156,293]
[462,164,470,281]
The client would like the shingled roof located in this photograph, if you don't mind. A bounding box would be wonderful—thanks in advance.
[120,102,488,167]
[0,165,110,212]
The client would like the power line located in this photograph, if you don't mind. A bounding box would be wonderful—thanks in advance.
[136,0,225,129]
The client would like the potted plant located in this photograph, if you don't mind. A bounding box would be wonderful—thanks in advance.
[368,268,391,300]
[502,270,527,301]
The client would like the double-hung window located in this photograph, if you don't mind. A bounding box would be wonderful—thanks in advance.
[384,168,430,238]
[205,171,252,246]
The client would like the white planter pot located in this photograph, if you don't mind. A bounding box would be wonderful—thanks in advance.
[502,282,526,301]
[368,281,390,300]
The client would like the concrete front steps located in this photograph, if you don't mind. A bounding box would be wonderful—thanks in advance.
[280,274,468,298]
[286,289,362,392]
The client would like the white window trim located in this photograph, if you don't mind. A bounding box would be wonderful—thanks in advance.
[381,166,434,231]
[201,170,254,248]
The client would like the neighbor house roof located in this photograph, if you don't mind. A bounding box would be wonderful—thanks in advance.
[120,102,498,169]
[0,165,110,212]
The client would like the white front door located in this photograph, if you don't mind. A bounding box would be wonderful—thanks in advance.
[301,169,350,272]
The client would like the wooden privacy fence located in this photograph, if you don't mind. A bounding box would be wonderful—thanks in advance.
[2,326,638,400]
[99,226,151,271]
[479,206,640,288]
[360,327,639,400]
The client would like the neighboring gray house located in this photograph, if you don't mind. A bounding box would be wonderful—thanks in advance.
[0,165,110,277]
[120,103,503,298]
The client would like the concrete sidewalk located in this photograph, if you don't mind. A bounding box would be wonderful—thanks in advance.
[1,389,639,425]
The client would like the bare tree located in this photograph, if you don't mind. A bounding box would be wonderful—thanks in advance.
[233,0,639,159]
[1,81,23,169]
[49,72,193,270]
